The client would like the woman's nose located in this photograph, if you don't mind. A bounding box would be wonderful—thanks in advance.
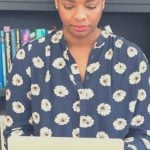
[74,7,87,21]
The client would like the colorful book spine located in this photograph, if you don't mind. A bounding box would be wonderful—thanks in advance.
[30,30,36,42]
[35,28,47,39]
[16,28,20,50]
[0,31,4,89]
[0,30,7,87]
[10,29,17,60]
[3,26,12,74]
[20,29,30,46]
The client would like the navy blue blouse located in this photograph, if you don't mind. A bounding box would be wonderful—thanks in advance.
[4,29,150,150]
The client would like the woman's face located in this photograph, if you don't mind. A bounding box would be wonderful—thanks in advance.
[55,0,105,38]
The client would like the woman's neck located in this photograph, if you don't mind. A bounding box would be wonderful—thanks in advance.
[63,28,101,50]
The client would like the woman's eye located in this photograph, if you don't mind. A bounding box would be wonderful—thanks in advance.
[64,5,74,9]
[86,6,97,9]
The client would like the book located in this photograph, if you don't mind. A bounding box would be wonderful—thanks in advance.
[3,26,12,74]
[16,28,20,50]
[10,29,17,60]
[0,31,4,89]
[0,31,7,88]
[35,28,47,39]
[20,29,30,46]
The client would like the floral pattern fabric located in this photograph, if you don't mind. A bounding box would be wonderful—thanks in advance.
[4,29,150,150]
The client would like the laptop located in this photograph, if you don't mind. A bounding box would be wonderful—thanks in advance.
[8,136,124,150]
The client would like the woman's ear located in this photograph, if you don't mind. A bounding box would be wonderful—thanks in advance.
[102,0,105,9]
[55,0,58,9]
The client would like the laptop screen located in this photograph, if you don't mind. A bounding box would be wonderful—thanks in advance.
[8,136,124,150]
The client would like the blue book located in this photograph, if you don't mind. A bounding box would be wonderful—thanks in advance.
[10,29,17,60]
[1,30,7,87]
[0,30,4,89]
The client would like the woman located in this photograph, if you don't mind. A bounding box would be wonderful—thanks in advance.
[4,0,150,149]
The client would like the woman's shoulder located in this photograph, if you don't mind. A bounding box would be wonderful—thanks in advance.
[101,27,148,63]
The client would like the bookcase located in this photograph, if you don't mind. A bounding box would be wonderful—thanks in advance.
[0,0,150,113]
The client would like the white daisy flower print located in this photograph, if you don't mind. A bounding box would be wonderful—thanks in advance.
[54,85,69,97]
[28,43,32,51]
[147,130,150,136]
[96,131,109,139]
[139,61,147,73]
[127,144,137,150]
[31,84,40,96]
[41,99,52,112]
[12,74,23,86]
[78,88,94,100]
[26,90,32,100]
[38,37,45,43]
[94,42,105,49]
[11,129,24,136]
[72,128,80,138]
[80,116,94,128]
[47,30,53,34]
[55,113,70,125]
[105,48,113,60]
[52,57,66,69]
[148,104,150,114]
[56,30,63,39]
[115,39,123,48]
[131,115,144,126]
[129,72,141,84]
[87,62,100,74]
[12,101,25,114]
[63,50,69,60]
[114,62,127,74]
[129,100,137,113]
[127,47,138,58]
[113,90,126,102]
[8,63,13,73]
[16,48,26,60]
[51,31,62,43]
[69,74,76,85]
[71,64,80,74]
[29,116,33,125]
[99,74,111,86]
[40,127,52,137]
[6,89,11,101]
[97,103,111,116]
[4,115,13,127]
[101,30,110,38]
[137,89,147,101]
[32,112,40,124]
[113,118,127,131]
[72,101,80,113]
[124,137,134,143]
[45,70,51,82]
[45,45,51,57]
[32,56,44,69]
[51,34,60,43]
[142,138,150,150]
[26,66,31,77]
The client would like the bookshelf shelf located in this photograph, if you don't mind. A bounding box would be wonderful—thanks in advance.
[0,0,150,12]
[106,0,150,13]
[0,1,55,11]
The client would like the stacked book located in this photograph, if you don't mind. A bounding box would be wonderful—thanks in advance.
[0,26,48,89]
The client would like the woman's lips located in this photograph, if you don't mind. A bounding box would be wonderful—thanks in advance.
[72,25,88,32]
